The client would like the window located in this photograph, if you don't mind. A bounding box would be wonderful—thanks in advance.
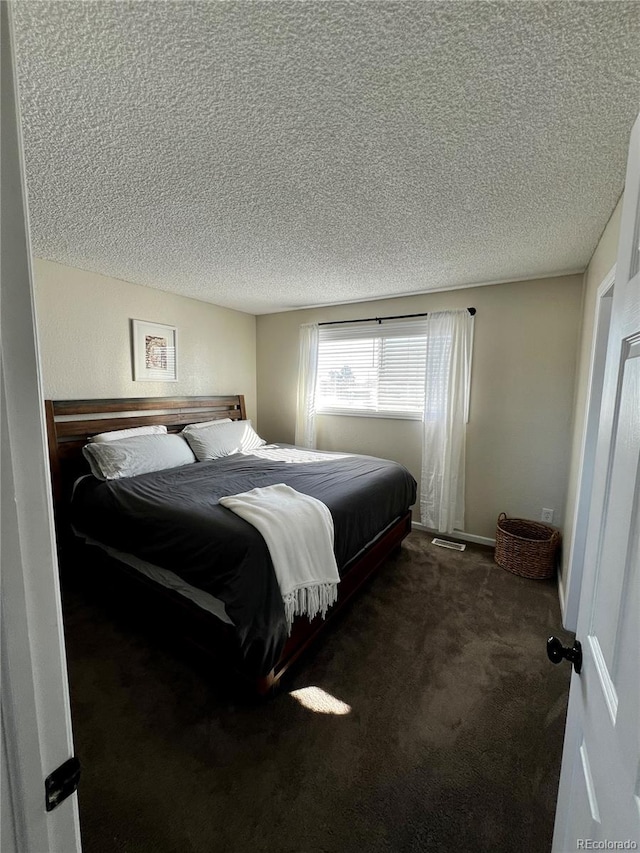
[315,318,450,419]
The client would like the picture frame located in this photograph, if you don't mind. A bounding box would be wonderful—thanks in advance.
[131,319,178,382]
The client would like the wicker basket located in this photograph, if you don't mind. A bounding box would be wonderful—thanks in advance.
[494,513,560,579]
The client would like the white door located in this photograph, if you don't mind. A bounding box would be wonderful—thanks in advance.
[1,4,82,851]
[552,113,640,850]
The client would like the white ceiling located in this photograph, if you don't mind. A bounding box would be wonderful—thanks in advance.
[13,1,640,315]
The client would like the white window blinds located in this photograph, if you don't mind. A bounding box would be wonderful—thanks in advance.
[316,318,433,417]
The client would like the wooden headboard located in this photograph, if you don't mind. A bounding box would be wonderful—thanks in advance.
[45,394,247,509]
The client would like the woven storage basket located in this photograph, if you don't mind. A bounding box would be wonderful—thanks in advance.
[494,513,560,579]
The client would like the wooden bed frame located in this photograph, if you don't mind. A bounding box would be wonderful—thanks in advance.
[46,394,412,695]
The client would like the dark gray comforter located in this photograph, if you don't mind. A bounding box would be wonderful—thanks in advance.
[71,445,416,676]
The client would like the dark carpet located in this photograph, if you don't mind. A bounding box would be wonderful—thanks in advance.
[61,530,573,853]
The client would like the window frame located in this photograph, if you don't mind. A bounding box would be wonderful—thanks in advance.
[314,318,432,421]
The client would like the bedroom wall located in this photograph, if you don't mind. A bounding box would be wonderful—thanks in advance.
[560,196,623,607]
[32,259,257,419]
[256,274,584,541]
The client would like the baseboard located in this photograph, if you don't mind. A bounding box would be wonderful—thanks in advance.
[411,521,496,548]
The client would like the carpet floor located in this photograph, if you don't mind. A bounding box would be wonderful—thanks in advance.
[61,530,573,853]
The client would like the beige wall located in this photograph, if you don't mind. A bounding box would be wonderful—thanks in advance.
[257,275,584,540]
[560,197,623,596]
[33,259,257,419]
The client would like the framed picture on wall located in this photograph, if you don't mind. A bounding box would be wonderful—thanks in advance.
[131,319,178,381]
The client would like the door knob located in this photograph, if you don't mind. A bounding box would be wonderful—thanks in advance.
[547,637,583,674]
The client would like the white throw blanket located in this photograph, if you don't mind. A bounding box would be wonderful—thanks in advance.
[218,483,339,630]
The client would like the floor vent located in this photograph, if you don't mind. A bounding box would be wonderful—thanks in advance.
[432,538,466,551]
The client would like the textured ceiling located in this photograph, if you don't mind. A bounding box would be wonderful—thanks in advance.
[12,1,640,315]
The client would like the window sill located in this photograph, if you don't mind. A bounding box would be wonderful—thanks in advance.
[316,409,423,421]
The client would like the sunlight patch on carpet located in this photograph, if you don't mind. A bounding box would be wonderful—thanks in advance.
[289,686,352,715]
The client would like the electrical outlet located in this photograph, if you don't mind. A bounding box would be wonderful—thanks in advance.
[541,508,554,524]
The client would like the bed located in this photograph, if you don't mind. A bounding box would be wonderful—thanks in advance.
[46,395,416,694]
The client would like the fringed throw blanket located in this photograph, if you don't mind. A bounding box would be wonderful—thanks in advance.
[219,483,339,630]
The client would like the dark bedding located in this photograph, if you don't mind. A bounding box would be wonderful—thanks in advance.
[71,445,416,676]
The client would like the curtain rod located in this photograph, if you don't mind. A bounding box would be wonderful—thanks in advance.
[318,307,476,327]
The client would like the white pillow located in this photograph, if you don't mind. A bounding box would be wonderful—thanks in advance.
[181,417,231,432]
[83,433,196,480]
[92,424,167,443]
[183,420,266,461]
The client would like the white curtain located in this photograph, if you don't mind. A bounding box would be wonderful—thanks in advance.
[420,310,474,533]
[295,323,319,448]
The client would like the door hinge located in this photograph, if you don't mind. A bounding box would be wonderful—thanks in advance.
[45,756,81,812]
